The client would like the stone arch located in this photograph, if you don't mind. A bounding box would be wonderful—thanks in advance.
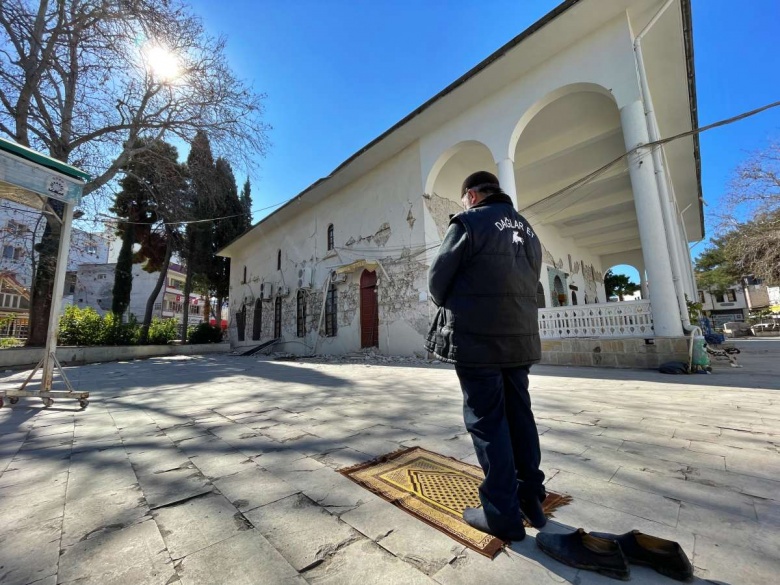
[424,140,497,199]
[507,83,617,160]
[603,263,643,302]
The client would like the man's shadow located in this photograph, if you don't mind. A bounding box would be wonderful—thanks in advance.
[505,519,730,585]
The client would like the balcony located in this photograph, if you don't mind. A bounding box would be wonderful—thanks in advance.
[538,300,654,339]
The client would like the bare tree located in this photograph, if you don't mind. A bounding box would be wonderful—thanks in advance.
[712,143,780,285]
[0,0,269,345]
[722,143,780,224]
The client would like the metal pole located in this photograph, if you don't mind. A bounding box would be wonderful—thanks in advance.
[41,202,74,391]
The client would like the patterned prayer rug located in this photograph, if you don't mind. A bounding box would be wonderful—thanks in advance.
[340,446,572,558]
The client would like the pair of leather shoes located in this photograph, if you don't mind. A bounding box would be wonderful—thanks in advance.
[536,529,693,581]
[536,528,630,580]
[591,530,694,582]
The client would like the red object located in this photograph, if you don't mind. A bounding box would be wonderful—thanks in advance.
[175,294,181,302]
[360,269,379,348]
[209,318,228,330]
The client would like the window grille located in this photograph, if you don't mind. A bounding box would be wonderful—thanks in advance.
[325,284,337,337]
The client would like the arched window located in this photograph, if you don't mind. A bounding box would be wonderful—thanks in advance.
[277,249,281,270]
[552,276,565,307]
[296,290,306,337]
[327,224,334,251]
[325,283,337,337]
[571,291,578,306]
[274,297,282,338]
[536,282,546,308]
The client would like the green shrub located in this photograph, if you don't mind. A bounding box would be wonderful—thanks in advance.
[0,337,23,348]
[188,323,223,344]
[147,317,179,345]
[58,305,104,346]
[102,312,140,346]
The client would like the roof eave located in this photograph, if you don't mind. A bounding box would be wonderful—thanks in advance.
[680,0,704,239]
[217,0,584,257]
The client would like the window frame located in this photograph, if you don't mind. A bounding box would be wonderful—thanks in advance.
[325,284,338,337]
[296,290,306,337]
[274,296,282,338]
[327,224,334,251]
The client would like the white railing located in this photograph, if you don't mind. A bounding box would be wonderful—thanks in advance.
[538,300,654,339]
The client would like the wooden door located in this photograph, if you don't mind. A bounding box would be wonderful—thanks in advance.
[360,270,378,348]
[252,298,262,340]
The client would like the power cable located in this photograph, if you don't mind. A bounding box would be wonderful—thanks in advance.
[522,99,780,216]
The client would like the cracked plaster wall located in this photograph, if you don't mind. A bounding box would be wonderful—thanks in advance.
[534,222,606,307]
[227,143,430,356]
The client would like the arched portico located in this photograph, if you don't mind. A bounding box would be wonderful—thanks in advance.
[422,78,688,338]
[425,140,497,202]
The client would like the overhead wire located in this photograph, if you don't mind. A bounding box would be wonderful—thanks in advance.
[5,100,780,231]
[521,99,780,219]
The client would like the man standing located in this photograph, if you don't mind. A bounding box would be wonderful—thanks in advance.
[426,171,546,542]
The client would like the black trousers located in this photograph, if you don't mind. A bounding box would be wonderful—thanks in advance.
[455,365,545,523]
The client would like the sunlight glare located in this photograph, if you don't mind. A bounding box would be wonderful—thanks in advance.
[144,45,180,82]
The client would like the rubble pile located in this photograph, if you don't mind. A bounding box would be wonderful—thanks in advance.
[260,347,444,366]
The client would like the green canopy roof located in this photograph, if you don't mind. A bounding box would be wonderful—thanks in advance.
[0,137,90,182]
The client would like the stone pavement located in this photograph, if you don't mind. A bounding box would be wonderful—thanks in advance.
[0,338,778,585]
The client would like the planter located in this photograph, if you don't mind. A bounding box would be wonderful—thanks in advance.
[0,342,230,369]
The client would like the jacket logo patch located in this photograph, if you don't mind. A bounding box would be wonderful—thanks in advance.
[512,231,524,245]
[495,217,536,239]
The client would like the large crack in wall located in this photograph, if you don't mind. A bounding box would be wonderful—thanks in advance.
[422,192,461,241]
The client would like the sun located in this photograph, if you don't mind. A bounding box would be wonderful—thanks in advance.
[143,45,180,82]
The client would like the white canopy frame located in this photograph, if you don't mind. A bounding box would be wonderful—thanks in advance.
[0,137,90,409]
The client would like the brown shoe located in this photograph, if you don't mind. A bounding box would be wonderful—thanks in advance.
[589,530,693,582]
[536,528,630,581]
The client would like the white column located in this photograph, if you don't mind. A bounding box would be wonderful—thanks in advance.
[620,101,683,337]
[496,158,518,208]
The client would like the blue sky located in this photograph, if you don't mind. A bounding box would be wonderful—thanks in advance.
[189,0,779,279]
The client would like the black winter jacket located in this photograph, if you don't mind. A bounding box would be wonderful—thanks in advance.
[425,192,542,367]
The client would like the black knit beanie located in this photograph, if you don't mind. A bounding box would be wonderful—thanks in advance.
[461,171,501,195]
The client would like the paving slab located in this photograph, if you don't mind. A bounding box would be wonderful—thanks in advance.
[432,545,575,585]
[58,518,176,585]
[0,480,66,533]
[62,482,149,547]
[341,497,465,575]
[135,466,213,510]
[153,492,250,560]
[676,501,780,558]
[2,350,780,584]
[0,516,61,585]
[175,529,305,585]
[545,469,680,527]
[213,467,299,512]
[303,538,436,584]
[692,533,778,585]
[245,493,361,571]
[609,466,756,519]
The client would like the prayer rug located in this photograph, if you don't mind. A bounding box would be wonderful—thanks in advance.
[340,446,572,558]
